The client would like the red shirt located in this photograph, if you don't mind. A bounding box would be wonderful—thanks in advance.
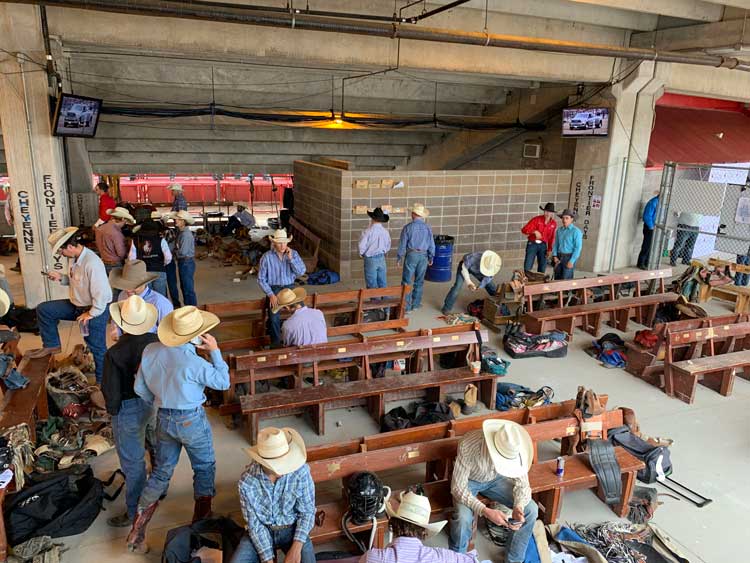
[98,193,117,222]
[521,215,557,250]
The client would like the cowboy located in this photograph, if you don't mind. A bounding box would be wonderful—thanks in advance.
[441,251,502,315]
[521,202,557,273]
[275,287,326,347]
[95,207,136,275]
[397,204,435,312]
[362,492,489,563]
[109,260,173,339]
[94,181,117,226]
[127,306,229,554]
[129,213,173,297]
[162,213,181,307]
[551,209,583,280]
[30,227,112,383]
[257,229,306,346]
[359,207,391,290]
[221,202,256,237]
[670,210,702,266]
[168,183,188,212]
[450,420,537,563]
[172,210,198,306]
[637,194,659,270]
[1,183,19,274]
[102,295,160,528]
[233,427,315,563]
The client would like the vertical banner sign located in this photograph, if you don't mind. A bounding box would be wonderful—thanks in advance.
[572,175,596,240]
[16,189,35,253]
[41,175,65,273]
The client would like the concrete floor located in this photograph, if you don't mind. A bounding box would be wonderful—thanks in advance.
[3,253,743,563]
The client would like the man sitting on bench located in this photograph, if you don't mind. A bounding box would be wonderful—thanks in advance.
[233,427,315,563]
[277,287,327,348]
[450,420,537,563]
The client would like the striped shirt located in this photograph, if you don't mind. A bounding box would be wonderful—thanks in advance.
[238,462,316,562]
[171,193,188,212]
[451,431,531,515]
[282,306,327,347]
[361,537,486,563]
[257,249,306,296]
[397,218,435,262]
[359,222,392,257]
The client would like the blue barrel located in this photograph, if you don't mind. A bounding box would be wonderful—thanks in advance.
[426,235,455,282]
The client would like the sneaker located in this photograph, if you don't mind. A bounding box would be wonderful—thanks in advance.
[107,512,132,527]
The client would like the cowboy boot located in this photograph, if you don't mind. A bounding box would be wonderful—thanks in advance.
[126,501,159,554]
[192,496,213,523]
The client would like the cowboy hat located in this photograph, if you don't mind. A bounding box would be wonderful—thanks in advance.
[150,211,162,219]
[168,183,183,192]
[109,260,160,291]
[109,295,158,336]
[106,207,136,224]
[410,203,429,217]
[0,288,10,317]
[386,491,447,538]
[540,202,556,213]
[48,227,79,255]
[482,419,533,478]
[480,250,502,277]
[171,210,195,225]
[367,207,390,223]
[269,228,293,243]
[272,287,307,314]
[558,209,577,219]
[236,202,249,209]
[158,306,220,347]
[247,427,307,476]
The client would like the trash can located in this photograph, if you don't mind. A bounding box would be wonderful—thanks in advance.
[426,235,454,282]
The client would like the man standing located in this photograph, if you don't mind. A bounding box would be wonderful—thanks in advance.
[94,182,117,226]
[450,420,538,563]
[102,295,160,528]
[397,204,435,312]
[169,183,188,212]
[30,228,112,383]
[520,202,557,273]
[638,194,659,270]
[551,209,583,280]
[129,217,172,297]
[232,427,315,563]
[173,211,197,306]
[257,229,306,346]
[275,288,326,347]
[95,207,135,275]
[221,202,256,237]
[109,260,174,339]
[162,214,181,308]
[2,182,20,273]
[126,306,229,554]
[670,210,702,266]
[359,207,391,290]
[441,251,502,315]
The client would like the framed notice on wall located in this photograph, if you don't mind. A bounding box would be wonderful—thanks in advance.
[736,197,750,225]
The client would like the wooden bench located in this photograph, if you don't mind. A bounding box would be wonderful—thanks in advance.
[288,216,321,272]
[665,321,750,404]
[708,257,750,274]
[698,283,750,314]
[0,356,51,442]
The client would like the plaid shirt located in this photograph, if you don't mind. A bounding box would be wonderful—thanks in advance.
[238,462,316,561]
[257,249,306,296]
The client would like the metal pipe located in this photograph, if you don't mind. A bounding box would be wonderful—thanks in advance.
[608,157,628,273]
[413,0,472,21]
[7,0,750,72]
[648,162,676,270]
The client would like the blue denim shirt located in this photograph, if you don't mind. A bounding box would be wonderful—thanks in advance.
[397,218,435,262]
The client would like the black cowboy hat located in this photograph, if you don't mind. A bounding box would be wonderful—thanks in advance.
[367,207,390,223]
[540,202,556,213]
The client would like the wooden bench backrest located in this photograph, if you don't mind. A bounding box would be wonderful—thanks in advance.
[638,314,746,354]
[667,321,750,346]
[289,217,321,266]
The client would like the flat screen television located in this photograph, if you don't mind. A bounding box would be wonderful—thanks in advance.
[52,93,102,138]
[562,107,609,137]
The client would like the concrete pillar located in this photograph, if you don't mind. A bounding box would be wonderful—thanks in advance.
[569,61,666,272]
[0,4,71,306]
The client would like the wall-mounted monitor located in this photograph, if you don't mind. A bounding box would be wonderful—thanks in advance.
[52,93,102,138]
[562,107,609,137]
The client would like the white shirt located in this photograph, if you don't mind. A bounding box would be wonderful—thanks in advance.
[61,247,113,317]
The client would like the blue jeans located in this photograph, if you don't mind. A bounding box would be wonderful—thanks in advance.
[177,258,197,306]
[442,263,497,313]
[150,271,168,298]
[138,407,216,507]
[450,476,538,563]
[36,299,110,383]
[401,252,429,311]
[165,261,181,307]
[363,254,387,289]
[553,253,575,280]
[267,284,295,346]
[736,255,750,286]
[231,529,315,563]
[523,241,548,273]
[670,224,699,265]
[112,398,156,519]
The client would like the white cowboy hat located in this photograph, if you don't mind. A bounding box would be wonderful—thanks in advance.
[386,491,447,538]
[48,227,79,255]
[480,250,502,277]
[271,287,307,314]
[109,295,158,336]
[171,210,195,225]
[109,260,160,291]
[158,306,219,347]
[482,419,533,479]
[106,207,136,224]
[269,228,293,243]
[0,288,10,317]
[410,203,429,217]
[247,427,307,476]
[150,211,162,219]
[168,183,183,192]
[236,202,249,209]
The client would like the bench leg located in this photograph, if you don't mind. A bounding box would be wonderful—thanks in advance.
[614,308,630,331]
[424,385,442,404]
[672,371,697,404]
[478,378,496,410]
[247,413,259,445]
[367,394,385,425]
[309,404,325,436]
[559,316,576,339]
[612,470,637,519]
[537,488,562,525]
[583,313,600,337]
[700,369,735,397]
[524,317,543,334]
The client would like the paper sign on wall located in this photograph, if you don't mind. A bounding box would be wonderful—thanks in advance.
[591,195,602,210]
[353,179,369,189]
[353,205,368,215]
[380,179,395,189]
[382,205,393,213]
[736,197,750,224]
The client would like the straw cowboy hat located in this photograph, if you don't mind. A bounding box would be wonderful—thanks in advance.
[109,260,160,291]
[271,287,307,314]
[269,228,293,244]
[482,419,534,479]
[150,211,163,219]
[479,250,502,277]
[236,202,250,209]
[48,227,79,255]
[168,183,183,192]
[110,295,158,336]
[410,203,429,217]
[158,306,220,347]
[171,210,195,225]
[247,427,307,476]
[106,207,136,224]
[0,288,10,318]
[386,492,447,538]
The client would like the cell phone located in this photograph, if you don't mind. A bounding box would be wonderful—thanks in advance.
[507,518,521,527]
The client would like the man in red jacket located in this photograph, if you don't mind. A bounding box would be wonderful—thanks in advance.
[520,202,557,274]
[95,182,117,226]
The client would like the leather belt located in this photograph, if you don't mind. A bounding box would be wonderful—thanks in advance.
[268,524,294,531]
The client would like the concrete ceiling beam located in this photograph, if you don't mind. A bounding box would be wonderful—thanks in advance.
[562,0,722,22]
[631,20,747,52]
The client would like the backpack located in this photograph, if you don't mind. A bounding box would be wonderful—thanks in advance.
[412,402,454,426]
[608,425,673,484]
[381,406,412,432]
[162,517,244,563]
[306,269,341,285]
